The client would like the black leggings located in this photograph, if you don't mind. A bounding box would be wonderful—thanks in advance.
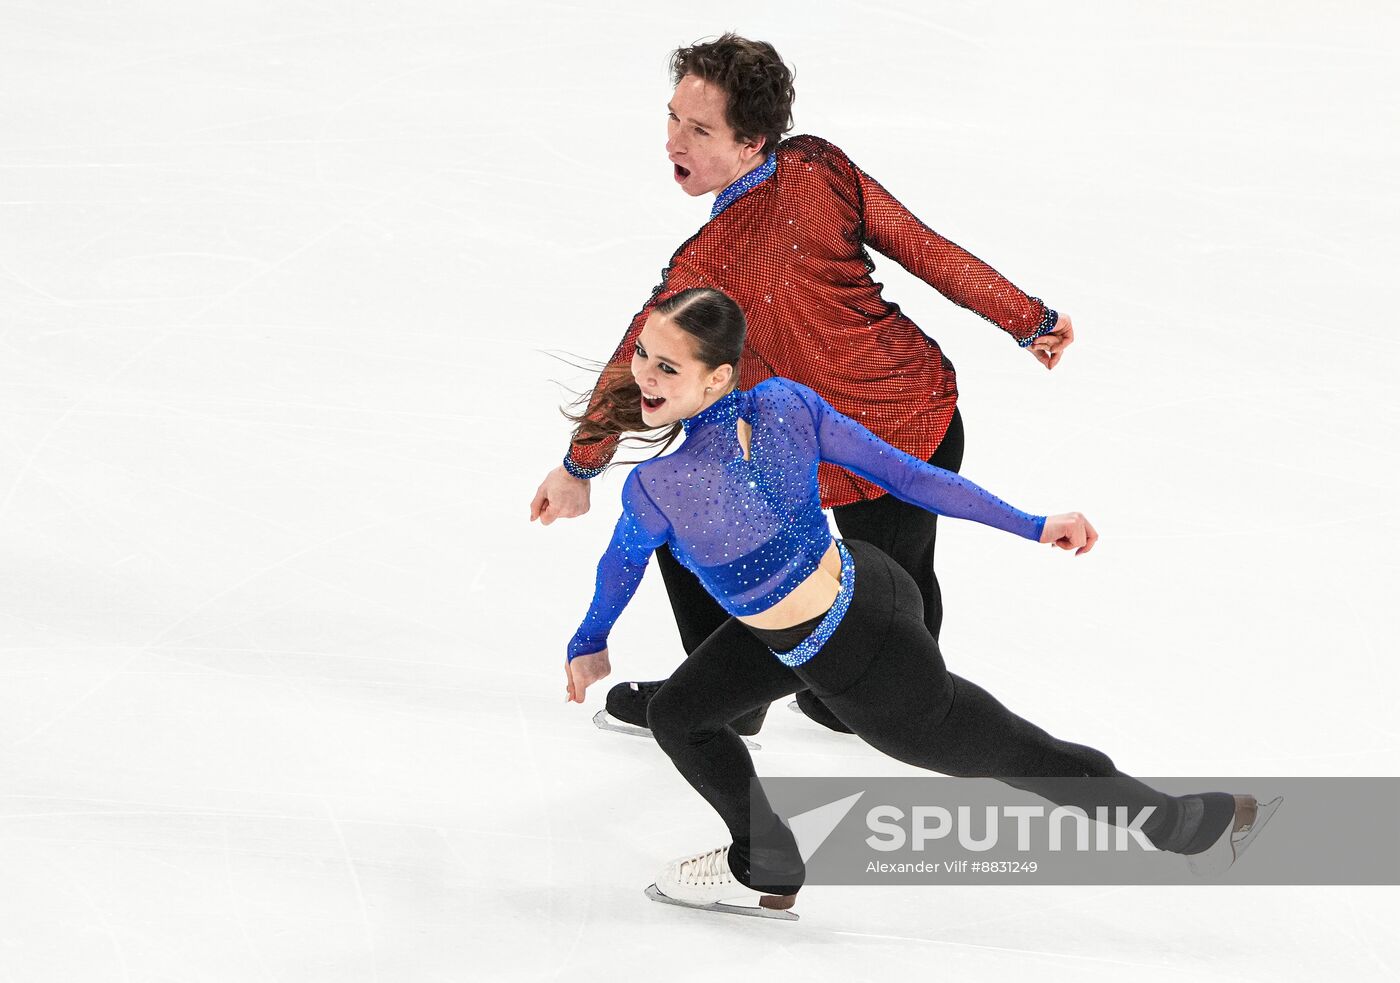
[655,406,966,656]
[647,539,1234,892]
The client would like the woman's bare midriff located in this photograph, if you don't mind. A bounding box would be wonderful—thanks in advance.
[738,540,842,630]
[730,414,844,631]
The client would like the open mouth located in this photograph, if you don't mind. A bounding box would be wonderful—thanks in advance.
[674,163,691,181]
[641,393,667,411]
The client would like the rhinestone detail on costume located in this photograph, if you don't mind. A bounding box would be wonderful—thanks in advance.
[562,453,606,480]
[1016,301,1059,348]
[566,378,1046,661]
[767,540,855,667]
[710,153,778,219]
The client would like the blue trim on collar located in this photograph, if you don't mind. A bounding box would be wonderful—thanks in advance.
[710,154,776,219]
[681,387,742,437]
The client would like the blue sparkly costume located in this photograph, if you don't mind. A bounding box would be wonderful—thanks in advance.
[567,378,1045,665]
[570,378,1236,891]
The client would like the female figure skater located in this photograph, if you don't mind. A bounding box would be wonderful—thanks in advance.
[564,287,1279,917]
[534,32,1075,736]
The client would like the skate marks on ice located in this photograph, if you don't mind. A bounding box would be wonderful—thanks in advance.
[592,709,760,751]
[643,883,799,921]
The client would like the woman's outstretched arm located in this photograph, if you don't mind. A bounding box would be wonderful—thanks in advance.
[565,470,670,668]
[788,379,1093,550]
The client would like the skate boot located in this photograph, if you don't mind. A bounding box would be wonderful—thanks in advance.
[604,679,665,728]
[789,689,854,734]
[596,680,766,746]
[645,844,799,921]
[1186,794,1284,877]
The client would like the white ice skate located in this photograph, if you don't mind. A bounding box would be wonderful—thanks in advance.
[1186,794,1283,877]
[645,844,799,921]
[592,708,760,751]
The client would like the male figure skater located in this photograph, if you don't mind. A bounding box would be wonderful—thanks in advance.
[531,33,1075,735]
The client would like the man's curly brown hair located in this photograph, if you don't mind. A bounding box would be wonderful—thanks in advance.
[670,33,795,156]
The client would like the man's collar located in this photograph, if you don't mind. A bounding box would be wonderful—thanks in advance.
[710,153,776,219]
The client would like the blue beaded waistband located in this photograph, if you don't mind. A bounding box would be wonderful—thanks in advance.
[768,540,855,668]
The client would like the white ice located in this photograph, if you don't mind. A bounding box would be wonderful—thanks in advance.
[1,1,1397,980]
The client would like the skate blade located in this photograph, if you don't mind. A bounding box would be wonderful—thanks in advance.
[644,883,798,921]
[1187,794,1284,877]
[593,710,760,751]
[1233,795,1283,863]
[591,709,653,740]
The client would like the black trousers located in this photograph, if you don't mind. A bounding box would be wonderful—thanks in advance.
[647,539,1234,892]
[655,405,966,659]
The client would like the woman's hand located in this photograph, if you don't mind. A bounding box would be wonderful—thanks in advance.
[1029,313,1074,370]
[566,649,611,703]
[1040,512,1097,555]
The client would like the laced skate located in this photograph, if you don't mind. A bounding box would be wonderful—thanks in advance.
[1187,794,1283,877]
[645,844,799,921]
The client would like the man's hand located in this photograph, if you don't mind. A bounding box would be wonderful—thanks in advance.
[566,649,611,703]
[530,466,591,525]
[1039,511,1098,555]
[1029,313,1075,370]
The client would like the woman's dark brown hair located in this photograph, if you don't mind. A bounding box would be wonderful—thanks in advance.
[563,288,747,470]
[671,33,795,156]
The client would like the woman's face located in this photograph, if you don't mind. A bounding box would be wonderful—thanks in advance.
[666,74,767,197]
[631,311,732,428]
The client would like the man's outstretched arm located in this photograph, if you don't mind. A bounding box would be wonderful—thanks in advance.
[837,145,1074,366]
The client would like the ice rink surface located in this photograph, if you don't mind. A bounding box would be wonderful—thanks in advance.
[2,1,1398,979]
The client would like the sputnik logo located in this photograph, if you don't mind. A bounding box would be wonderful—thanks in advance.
[787,791,866,862]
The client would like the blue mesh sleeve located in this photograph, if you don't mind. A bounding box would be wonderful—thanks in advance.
[785,381,1047,541]
[566,470,670,661]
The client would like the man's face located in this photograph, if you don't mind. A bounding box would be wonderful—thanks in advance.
[666,75,766,198]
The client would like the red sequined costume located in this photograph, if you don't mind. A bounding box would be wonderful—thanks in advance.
[565,134,1056,508]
